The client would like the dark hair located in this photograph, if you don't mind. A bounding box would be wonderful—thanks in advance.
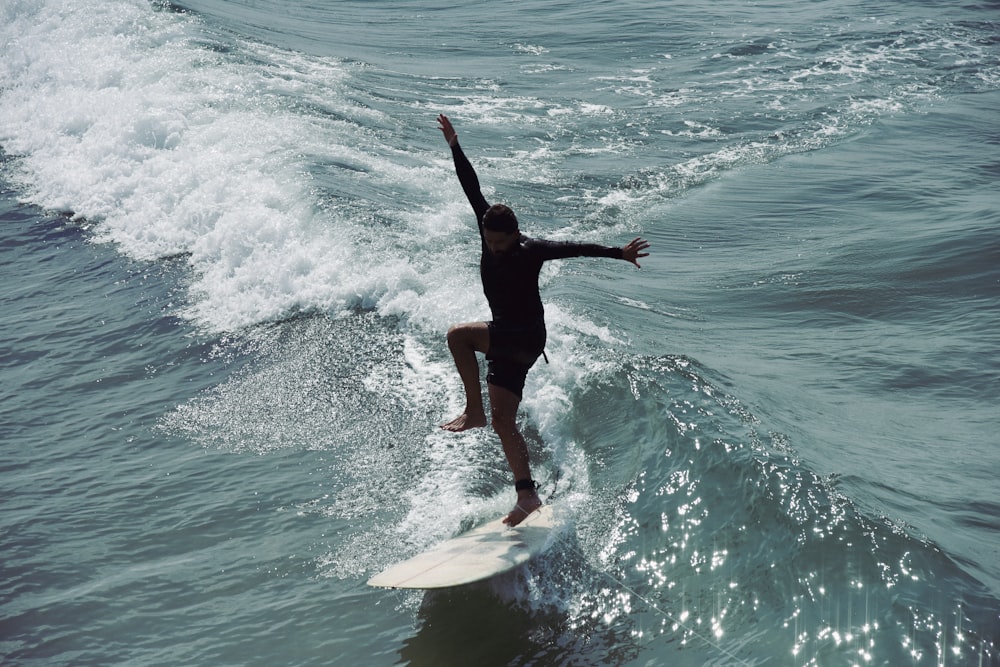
[482,204,519,233]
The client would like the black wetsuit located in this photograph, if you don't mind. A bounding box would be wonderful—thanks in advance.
[450,141,623,397]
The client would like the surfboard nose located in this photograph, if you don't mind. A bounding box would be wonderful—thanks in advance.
[367,505,560,589]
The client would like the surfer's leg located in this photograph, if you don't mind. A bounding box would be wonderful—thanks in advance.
[441,322,490,432]
[488,382,542,526]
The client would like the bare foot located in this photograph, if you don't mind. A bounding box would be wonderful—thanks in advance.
[503,493,542,526]
[440,411,487,432]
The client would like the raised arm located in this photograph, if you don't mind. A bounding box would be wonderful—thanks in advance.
[437,114,459,148]
[438,114,490,222]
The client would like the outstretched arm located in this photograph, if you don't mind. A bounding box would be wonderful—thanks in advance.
[532,236,651,268]
[621,237,651,268]
[438,114,489,222]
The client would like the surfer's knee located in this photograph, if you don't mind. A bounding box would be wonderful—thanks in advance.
[446,324,463,348]
[447,322,488,353]
[487,381,521,436]
[491,419,520,440]
[489,409,518,436]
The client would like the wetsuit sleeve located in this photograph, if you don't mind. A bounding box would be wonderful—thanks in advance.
[529,238,625,261]
[449,142,490,225]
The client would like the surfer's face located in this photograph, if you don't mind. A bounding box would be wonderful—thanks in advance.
[485,229,519,256]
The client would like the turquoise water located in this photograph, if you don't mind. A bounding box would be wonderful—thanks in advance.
[2,0,998,664]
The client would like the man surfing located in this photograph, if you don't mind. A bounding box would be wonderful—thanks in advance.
[438,114,650,526]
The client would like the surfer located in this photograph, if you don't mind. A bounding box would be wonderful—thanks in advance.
[437,114,650,526]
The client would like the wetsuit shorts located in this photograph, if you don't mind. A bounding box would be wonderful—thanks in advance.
[486,320,546,399]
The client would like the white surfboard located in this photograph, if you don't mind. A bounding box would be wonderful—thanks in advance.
[367,505,559,589]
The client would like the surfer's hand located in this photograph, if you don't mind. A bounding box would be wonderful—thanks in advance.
[622,237,650,268]
[438,114,458,147]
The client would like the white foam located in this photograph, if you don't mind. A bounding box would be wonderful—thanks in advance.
[0,0,427,332]
[1,0,615,539]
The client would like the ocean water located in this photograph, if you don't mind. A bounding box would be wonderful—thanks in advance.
[2,0,998,664]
